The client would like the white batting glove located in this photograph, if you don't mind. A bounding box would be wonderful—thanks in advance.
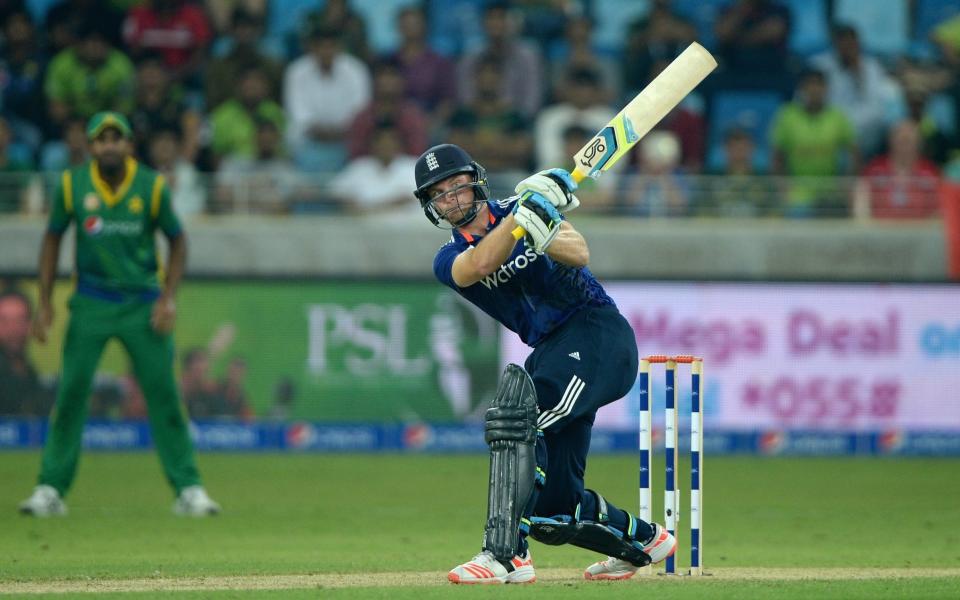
[512,192,563,254]
[514,168,580,213]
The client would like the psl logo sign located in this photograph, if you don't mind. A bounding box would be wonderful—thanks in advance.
[307,303,430,376]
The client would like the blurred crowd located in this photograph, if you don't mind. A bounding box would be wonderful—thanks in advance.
[0,0,958,218]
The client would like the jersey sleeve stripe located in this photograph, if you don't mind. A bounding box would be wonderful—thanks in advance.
[62,170,73,214]
[150,174,165,219]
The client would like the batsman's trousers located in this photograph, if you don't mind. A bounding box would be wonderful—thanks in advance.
[521,304,652,544]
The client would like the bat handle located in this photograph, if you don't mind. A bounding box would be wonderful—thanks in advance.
[511,168,588,240]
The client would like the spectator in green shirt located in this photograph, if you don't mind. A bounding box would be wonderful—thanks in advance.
[933,14,960,67]
[771,68,858,217]
[43,19,135,133]
[209,65,285,165]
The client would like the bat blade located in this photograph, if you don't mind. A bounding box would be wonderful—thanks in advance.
[571,42,717,183]
[511,42,716,240]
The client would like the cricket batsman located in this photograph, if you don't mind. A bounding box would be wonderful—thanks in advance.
[414,144,676,583]
[18,111,220,517]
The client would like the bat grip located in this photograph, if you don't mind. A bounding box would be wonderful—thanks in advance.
[511,168,588,240]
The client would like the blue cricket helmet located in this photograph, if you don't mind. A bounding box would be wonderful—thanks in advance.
[414,144,489,227]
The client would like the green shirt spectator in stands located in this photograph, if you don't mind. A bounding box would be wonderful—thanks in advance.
[772,107,855,177]
[771,68,858,217]
[44,20,135,125]
[210,65,285,161]
[933,14,960,64]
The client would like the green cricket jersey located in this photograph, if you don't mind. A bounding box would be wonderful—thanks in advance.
[47,157,182,295]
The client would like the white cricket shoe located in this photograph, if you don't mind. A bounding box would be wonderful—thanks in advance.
[448,549,536,584]
[584,523,676,580]
[19,485,67,517]
[172,485,221,516]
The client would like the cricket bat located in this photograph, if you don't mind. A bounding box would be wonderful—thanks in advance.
[512,42,717,240]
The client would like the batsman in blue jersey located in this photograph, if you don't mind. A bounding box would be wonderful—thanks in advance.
[414,144,677,584]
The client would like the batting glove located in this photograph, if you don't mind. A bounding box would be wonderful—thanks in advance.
[512,191,564,254]
[514,168,581,213]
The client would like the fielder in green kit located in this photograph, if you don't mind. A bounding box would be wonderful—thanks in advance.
[18,112,220,517]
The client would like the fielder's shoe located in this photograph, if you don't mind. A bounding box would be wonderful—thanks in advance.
[18,485,67,517]
[172,485,221,516]
[448,549,536,584]
[584,523,676,580]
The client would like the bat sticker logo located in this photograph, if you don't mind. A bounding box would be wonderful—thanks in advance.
[623,115,639,143]
[578,128,618,176]
[579,136,606,167]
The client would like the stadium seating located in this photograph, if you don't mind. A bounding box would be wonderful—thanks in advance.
[707,90,783,173]
[25,0,57,26]
[265,0,321,59]
[782,0,830,57]
[834,0,909,57]
[426,0,487,56]
[591,0,652,57]
[911,0,960,59]
[916,0,960,40]
[672,0,728,49]
[351,0,421,54]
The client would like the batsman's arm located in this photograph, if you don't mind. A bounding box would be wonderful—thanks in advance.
[545,221,589,267]
[451,214,521,287]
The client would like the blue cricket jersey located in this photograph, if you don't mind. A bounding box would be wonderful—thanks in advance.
[433,198,615,347]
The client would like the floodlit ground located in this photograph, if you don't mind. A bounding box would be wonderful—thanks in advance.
[1,453,958,598]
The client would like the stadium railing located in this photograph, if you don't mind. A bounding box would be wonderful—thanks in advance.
[0,172,947,221]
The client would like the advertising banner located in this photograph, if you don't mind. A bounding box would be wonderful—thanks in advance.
[6,281,500,421]
[6,279,959,435]
[502,283,960,432]
[4,419,959,456]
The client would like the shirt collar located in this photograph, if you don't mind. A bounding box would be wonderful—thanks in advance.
[90,156,138,208]
[456,206,497,244]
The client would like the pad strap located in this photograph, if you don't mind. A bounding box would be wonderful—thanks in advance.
[528,517,652,568]
[587,489,610,524]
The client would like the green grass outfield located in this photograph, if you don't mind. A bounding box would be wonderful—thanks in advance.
[1,452,959,598]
